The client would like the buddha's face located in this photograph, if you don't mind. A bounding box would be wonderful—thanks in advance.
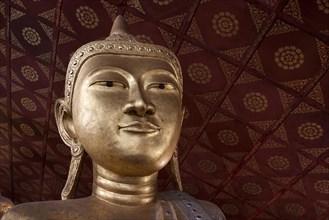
[70,54,183,176]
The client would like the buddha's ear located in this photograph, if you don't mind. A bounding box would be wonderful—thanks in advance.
[54,99,78,148]
[55,99,84,200]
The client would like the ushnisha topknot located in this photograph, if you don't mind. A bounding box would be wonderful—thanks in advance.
[64,15,183,110]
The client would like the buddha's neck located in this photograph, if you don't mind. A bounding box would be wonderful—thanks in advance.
[92,162,158,206]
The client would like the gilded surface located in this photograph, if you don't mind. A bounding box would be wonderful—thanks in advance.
[2,16,225,220]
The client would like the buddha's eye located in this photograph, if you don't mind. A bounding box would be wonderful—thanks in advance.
[148,83,176,90]
[92,81,126,88]
[106,81,113,87]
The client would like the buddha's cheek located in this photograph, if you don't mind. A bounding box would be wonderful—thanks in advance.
[73,101,122,159]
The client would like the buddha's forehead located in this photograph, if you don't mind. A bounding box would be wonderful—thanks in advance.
[76,54,176,82]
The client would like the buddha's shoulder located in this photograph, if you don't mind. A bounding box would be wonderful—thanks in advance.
[158,191,226,220]
[2,197,96,220]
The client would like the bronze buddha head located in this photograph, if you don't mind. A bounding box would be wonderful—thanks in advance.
[55,15,184,198]
[68,53,184,176]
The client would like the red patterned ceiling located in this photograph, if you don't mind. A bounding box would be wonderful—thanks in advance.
[0,0,329,219]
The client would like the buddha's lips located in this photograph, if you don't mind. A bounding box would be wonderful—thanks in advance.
[119,121,160,133]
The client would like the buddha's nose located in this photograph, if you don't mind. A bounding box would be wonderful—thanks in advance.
[122,90,156,117]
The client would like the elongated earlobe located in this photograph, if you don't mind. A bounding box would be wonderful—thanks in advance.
[55,99,84,199]
[168,106,185,191]
[169,147,183,191]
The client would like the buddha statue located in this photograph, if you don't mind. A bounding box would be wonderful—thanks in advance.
[2,16,225,220]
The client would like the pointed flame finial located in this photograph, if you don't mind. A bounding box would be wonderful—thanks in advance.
[106,15,136,42]
[110,15,131,36]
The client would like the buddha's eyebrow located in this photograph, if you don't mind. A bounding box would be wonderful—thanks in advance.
[88,66,131,77]
[87,67,132,79]
[142,69,177,80]
[142,69,180,88]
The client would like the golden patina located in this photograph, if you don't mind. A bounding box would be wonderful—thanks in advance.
[2,16,225,220]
